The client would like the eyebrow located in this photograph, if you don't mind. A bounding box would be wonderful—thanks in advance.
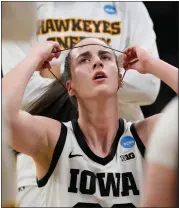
[76,50,113,60]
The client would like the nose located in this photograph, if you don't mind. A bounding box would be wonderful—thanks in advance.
[93,57,104,70]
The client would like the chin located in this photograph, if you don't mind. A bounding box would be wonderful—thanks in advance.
[93,85,116,97]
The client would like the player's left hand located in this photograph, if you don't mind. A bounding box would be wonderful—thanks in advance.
[122,46,153,74]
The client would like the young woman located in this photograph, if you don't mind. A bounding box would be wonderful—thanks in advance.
[2,38,177,207]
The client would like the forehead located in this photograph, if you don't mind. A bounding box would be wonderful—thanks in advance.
[70,38,113,59]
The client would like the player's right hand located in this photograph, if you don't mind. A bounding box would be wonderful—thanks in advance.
[28,41,61,71]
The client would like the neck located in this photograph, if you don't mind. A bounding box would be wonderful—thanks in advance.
[77,95,119,157]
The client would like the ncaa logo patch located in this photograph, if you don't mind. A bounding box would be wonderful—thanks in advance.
[104,5,116,15]
[120,136,135,148]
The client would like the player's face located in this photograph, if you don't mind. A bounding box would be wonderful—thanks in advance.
[67,38,121,100]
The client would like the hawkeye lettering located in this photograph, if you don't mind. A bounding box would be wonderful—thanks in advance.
[37,18,121,35]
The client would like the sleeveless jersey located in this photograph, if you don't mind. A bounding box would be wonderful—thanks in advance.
[37,119,145,207]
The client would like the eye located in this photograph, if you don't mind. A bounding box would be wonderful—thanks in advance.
[101,55,110,60]
[79,58,90,64]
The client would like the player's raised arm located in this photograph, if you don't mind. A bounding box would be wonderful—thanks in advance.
[117,2,160,106]
[122,46,178,146]
[123,46,178,94]
[2,41,61,157]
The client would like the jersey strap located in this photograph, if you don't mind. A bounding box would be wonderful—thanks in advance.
[130,124,145,157]
[37,123,67,187]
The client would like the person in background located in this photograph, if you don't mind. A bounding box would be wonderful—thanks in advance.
[2,2,36,207]
[2,2,160,207]
[141,97,178,207]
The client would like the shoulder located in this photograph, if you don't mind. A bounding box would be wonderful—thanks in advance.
[28,116,63,154]
[126,2,148,13]
[36,116,62,140]
[34,116,68,164]
[115,2,148,14]
[123,2,153,25]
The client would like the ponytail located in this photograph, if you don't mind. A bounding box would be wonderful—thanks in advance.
[26,79,78,122]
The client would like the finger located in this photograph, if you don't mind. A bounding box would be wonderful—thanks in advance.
[47,41,61,54]
[123,51,138,68]
[40,63,47,71]
[52,43,61,53]
[122,53,134,68]
[124,46,137,58]
[42,61,51,70]
[48,40,60,48]
[123,58,139,70]
[129,58,139,65]
[122,54,129,68]
[52,46,61,59]
[47,53,56,62]
[131,47,138,59]
[55,52,61,59]
[123,46,135,55]
[123,60,128,69]
[46,62,51,70]
[127,48,137,60]
[125,61,140,70]
[52,45,61,53]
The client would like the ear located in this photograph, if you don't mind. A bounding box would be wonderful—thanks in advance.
[66,80,75,96]
[118,72,123,89]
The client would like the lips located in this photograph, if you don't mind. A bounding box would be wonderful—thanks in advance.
[93,71,107,80]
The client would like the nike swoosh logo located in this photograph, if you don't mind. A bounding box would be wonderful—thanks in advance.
[69,152,83,158]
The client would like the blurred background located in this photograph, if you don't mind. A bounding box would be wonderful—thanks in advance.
[141,1,178,117]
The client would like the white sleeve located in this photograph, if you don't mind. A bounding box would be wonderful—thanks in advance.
[2,40,53,109]
[118,2,160,105]
[2,40,29,75]
[22,72,54,110]
[146,97,178,169]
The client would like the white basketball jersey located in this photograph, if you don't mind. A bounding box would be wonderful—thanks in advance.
[37,119,145,207]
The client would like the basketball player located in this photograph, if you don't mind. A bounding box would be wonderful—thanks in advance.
[2,3,161,206]
[141,97,178,207]
[2,38,177,207]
